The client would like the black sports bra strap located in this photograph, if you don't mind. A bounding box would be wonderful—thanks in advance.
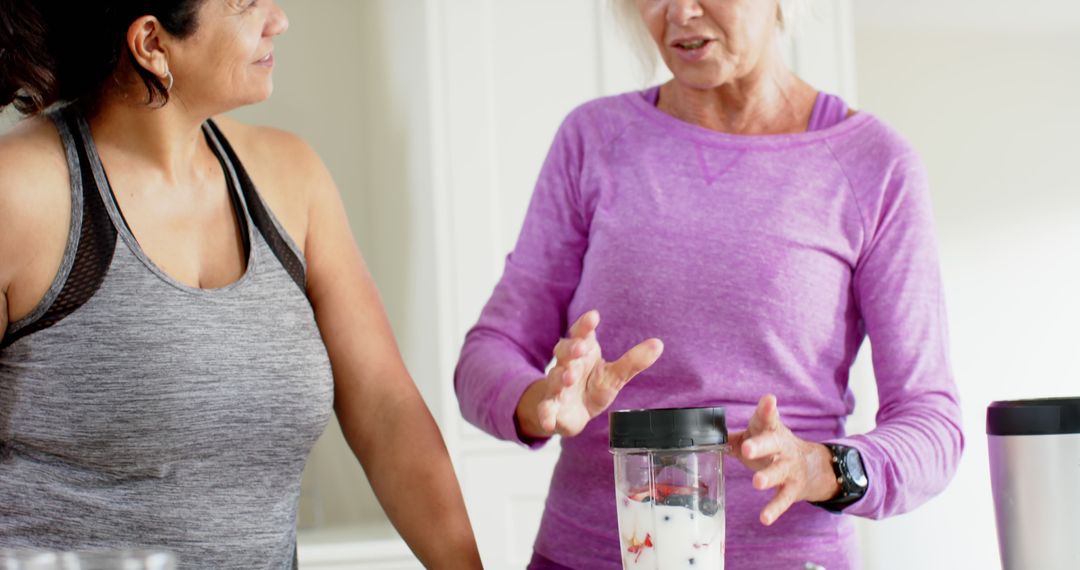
[203,120,307,295]
[1,107,118,350]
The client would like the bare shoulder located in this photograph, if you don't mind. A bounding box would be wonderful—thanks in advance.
[0,115,72,325]
[0,115,68,188]
[210,115,334,255]
[211,115,324,172]
[211,115,328,188]
[0,117,69,266]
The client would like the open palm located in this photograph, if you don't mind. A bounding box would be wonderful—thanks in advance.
[537,310,664,437]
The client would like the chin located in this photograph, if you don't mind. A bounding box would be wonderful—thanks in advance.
[242,84,275,106]
[215,93,272,117]
[672,62,738,90]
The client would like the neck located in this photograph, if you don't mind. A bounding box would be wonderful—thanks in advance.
[85,93,217,187]
[658,41,815,135]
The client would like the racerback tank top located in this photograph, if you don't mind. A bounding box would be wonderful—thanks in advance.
[0,105,334,569]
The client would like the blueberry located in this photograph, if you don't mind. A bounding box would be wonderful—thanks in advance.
[700,499,719,516]
[663,515,671,521]
[689,558,695,565]
[662,494,697,509]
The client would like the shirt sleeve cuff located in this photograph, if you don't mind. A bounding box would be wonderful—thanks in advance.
[491,367,551,449]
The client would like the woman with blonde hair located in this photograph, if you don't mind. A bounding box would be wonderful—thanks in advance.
[456,0,963,568]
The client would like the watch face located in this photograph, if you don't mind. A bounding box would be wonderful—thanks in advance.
[843,448,868,487]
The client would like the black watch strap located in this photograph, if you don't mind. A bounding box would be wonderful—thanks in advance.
[811,443,868,513]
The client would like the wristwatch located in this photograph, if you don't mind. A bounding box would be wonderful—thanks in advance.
[811,443,868,513]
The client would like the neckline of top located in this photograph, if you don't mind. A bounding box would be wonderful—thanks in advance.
[624,85,873,151]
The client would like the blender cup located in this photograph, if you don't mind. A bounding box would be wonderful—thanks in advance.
[987,397,1080,569]
[609,406,728,569]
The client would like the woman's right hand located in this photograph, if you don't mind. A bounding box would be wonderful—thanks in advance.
[516,310,664,439]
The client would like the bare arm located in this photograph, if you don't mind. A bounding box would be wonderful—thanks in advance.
[0,271,8,339]
[1,132,26,338]
[0,117,71,340]
[0,182,9,333]
[298,142,481,568]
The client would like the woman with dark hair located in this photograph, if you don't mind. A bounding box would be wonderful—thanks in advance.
[0,1,482,568]
[455,0,964,568]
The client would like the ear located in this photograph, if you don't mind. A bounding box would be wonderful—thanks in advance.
[126,15,170,78]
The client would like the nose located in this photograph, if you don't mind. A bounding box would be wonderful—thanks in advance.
[667,0,703,26]
[266,1,289,37]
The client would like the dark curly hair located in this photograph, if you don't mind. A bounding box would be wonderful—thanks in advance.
[0,0,205,115]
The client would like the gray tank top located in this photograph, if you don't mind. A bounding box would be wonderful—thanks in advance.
[0,106,334,569]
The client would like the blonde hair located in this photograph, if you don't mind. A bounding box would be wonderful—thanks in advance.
[611,0,657,79]
[777,0,810,33]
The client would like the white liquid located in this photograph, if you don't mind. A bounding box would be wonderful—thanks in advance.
[616,492,725,569]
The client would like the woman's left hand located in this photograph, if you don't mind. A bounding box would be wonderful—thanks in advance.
[728,394,841,526]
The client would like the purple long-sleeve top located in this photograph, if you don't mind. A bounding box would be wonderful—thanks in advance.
[454,87,964,570]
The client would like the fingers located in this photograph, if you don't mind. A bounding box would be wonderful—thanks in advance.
[606,338,664,388]
[741,429,784,461]
[552,341,596,391]
[751,457,788,491]
[551,311,603,367]
[760,483,799,526]
[568,310,599,339]
[537,398,559,434]
[746,448,802,525]
[744,394,782,458]
[737,398,817,526]
[748,394,781,434]
[552,338,576,362]
[553,336,592,363]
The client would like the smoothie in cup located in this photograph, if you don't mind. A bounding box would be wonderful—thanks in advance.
[610,407,728,569]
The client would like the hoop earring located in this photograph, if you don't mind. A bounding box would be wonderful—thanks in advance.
[164,70,174,92]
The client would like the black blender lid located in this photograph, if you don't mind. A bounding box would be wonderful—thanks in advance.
[986,397,1080,436]
[609,406,727,449]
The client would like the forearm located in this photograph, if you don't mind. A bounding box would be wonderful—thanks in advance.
[0,289,8,337]
[455,327,548,445]
[338,385,482,569]
[831,394,964,519]
[301,151,482,567]
[513,376,551,440]
[845,150,964,518]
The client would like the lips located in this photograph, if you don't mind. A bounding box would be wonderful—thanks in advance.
[671,36,712,50]
[669,36,713,63]
[255,51,273,64]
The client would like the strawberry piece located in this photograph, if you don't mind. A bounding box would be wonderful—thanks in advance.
[654,483,702,500]
[626,533,654,563]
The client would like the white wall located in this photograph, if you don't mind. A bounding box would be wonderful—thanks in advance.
[229,0,430,531]
[850,2,1080,568]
